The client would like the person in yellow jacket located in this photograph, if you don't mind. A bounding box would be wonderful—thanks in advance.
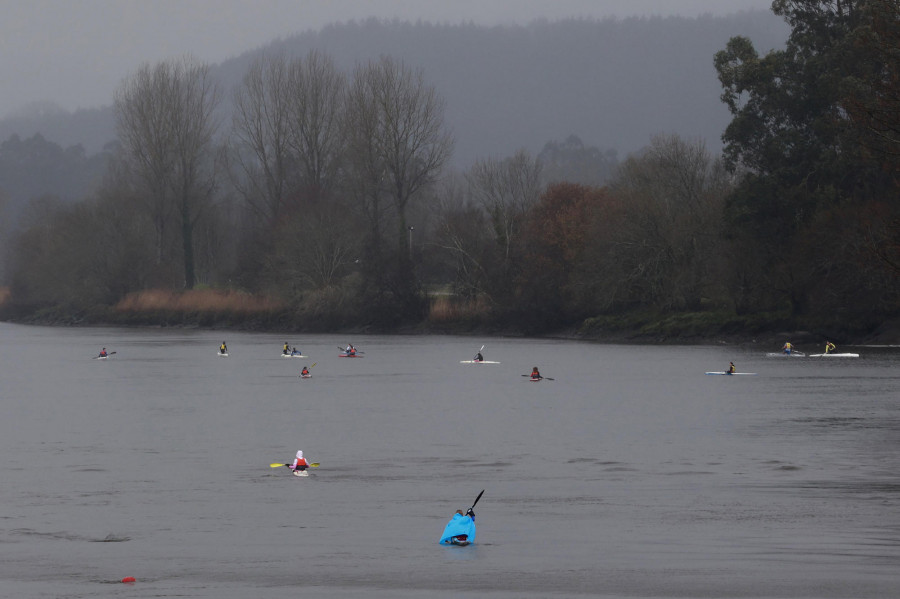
[825,341,836,354]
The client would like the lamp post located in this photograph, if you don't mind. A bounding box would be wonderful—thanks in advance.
[408,226,414,260]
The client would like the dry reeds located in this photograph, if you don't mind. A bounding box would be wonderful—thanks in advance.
[114,289,284,315]
[428,295,488,324]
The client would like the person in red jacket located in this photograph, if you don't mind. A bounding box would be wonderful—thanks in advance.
[291,450,309,472]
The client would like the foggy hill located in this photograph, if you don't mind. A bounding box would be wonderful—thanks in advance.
[0,12,787,176]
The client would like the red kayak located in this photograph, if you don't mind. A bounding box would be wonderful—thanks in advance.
[339,353,364,358]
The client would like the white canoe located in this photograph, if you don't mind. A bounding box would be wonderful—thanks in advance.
[705,372,757,376]
[292,469,309,477]
[281,354,308,358]
[765,352,806,357]
[460,360,501,364]
[808,353,859,358]
[217,352,229,357]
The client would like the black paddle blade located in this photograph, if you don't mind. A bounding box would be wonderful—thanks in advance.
[470,489,485,509]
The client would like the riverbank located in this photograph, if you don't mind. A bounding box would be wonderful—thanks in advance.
[2,287,897,346]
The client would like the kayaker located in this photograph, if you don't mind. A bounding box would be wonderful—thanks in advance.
[291,450,309,472]
[220,341,227,354]
[728,361,736,374]
[530,366,542,380]
[300,366,310,377]
[292,346,301,356]
[345,344,356,356]
[782,341,792,355]
[474,351,484,362]
[825,341,836,354]
[283,342,291,355]
[439,508,476,545]
[99,347,108,358]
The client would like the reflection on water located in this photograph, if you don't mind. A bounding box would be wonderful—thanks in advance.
[0,323,899,598]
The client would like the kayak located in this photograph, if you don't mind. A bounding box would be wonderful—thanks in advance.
[217,352,229,357]
[765,352,806,357]
[282,353,308,358]
[809,353,859,358]
[300,374,312,379]
[705,372,757,376]
[528,377,543,382]
[460,360,501,364]
[292,469,309,477]
[339,354,363,358]
[439,513,476,545]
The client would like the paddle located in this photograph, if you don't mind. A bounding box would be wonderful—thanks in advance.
[470,489,484,510]
[338,346,364,353]
[270,462,320,468]
[299,362,317,377]
[521,374,554,381]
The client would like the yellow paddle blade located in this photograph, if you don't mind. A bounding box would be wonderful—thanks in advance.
[309,462,320,467]
[270,463,286,468]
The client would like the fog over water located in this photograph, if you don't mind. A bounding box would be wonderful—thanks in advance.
[2,323,899,597]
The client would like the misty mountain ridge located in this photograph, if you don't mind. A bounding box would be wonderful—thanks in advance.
[0,12,787,185]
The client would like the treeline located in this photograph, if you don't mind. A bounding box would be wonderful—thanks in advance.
[2,1,899,338]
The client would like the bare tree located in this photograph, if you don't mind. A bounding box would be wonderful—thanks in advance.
[229,52,294,227]
[466,149,543,264]
[115,56,222,289]
[230,50,346,228]
[286,50,346,203]
[347,56,454,253]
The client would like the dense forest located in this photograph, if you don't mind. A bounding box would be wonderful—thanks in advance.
[1,1,898,341]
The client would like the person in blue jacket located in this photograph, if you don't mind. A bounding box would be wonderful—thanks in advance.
[439,508,476,545]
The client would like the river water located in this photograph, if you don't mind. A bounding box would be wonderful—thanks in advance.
[1,322,899,598]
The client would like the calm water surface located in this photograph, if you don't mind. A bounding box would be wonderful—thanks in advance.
[1,323,899,598]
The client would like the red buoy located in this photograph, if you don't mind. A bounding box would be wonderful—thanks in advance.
[121,576,136,583]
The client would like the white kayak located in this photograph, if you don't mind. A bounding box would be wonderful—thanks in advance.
[765,352,806,357]
[292,469,309,477]
[281,353,308,358]
[460,360,501,364]
[808,353,859,358]
[705,372,757,376]
[299,374,312,379]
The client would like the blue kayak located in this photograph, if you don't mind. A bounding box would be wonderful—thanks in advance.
[439,513,476,545]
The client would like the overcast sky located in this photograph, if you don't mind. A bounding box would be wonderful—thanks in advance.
[0,0,773,118]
